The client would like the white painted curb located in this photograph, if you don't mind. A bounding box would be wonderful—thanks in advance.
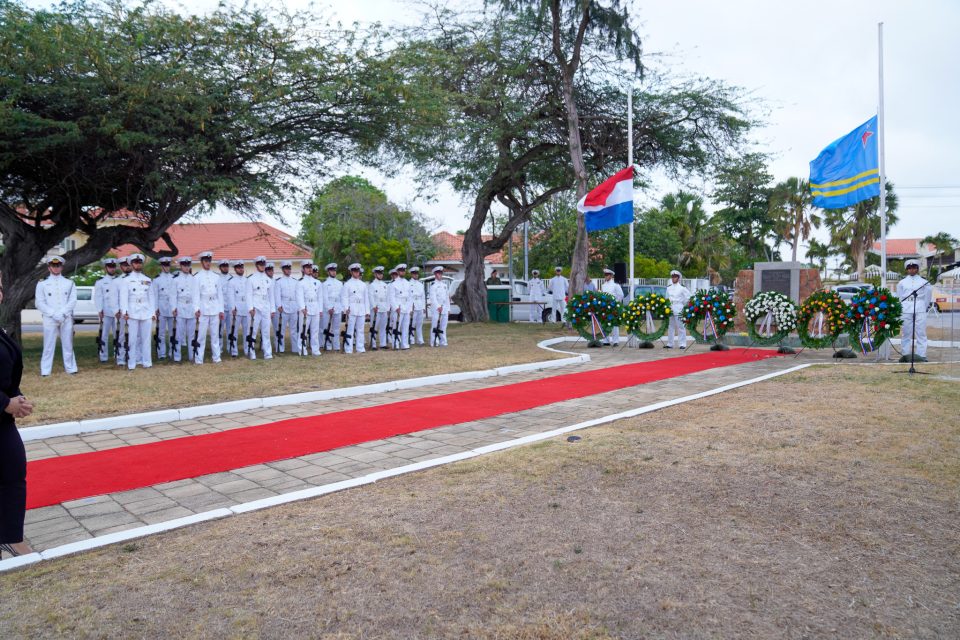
[0,362,806,573]
[20,337,589,443]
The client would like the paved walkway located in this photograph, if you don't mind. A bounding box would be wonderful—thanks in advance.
[25,339,945,553]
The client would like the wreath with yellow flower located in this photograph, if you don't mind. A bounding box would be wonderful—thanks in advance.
[623,294,672,341]
[797,290,851,349]
[566,291,623,346]
[846,287,903,353]
[683,289,736,344]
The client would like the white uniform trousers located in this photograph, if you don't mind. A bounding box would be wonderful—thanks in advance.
[116,316,128,365]
[343,315,366,353]
[248,310,274,360]
[126,318,153,369]
[270,312,280,351]
[227,313,251,357]
[411,310,425,345]
[299,313,321,355]
[277,311,298,353]
[174,316,197,362]
[98,315,118,362]
[195,314,222,364]
[667,314,686,348]
[551,298,566,323]
[605,326,620,347]
[157,315,175,359]
[220,315,231,353]
[40,316,77,376]
[321,311,341,351]
[901,313,927,357]
[430,309,449,346]
[372,310,388,348]
[529,300,544,323]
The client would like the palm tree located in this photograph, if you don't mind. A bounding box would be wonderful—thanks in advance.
[769,177,820,262]
[805,238,832,275]
[921,231,958,277]
[661,191,730,276]
[823,184,899,280]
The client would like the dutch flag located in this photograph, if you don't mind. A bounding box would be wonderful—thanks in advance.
[577,166,635,232]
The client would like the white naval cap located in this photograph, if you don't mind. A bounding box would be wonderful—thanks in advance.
[118,256,130,264]
[326,262,337,270]
[218,258,230,266]
[179,256,193,263]
[265,261,275,269]
[603,268,614,275]
[532,269,539,275]
[301,260,312,268]
[233,260,245,267]
[130,253,145,262]
[45,255,64,265]
[409,266,420,273]
[432,266,444,273]
[102,257,118,266]
[389,267,398,275]
[396,263,407,270]
[554,266,562,272]
[348,262,361,270]
[373,265,385,272]
[254,255,267,264]
[670,269,682,277]
[198,251,213,260]
[905,259,920,268]
[158,256,173,264]
[280,260,292,268]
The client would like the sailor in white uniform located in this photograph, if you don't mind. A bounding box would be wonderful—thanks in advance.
[36,256,78,376]
[217,259,232,353]
[275,260,299,353]
[368,266,389,350]
[151,256,177,361]
[600,268,625,346]
[93,258,121,363]
[225,260,250,357]
[119,254,155,370]
[172,257,196,362]
[665,270,692,349]
[340,263,368,354]
[896,258,933,361]
[191,251,224,364]
[390,264,413,349]
[296,260,323,355]
[321,263,343,351]
[409,266,427,345]
[428,266,450,347]
[527,269,546,323]
[548,266,569,324]
[246,256,275,360]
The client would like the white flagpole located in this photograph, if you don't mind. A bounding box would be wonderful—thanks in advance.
[878,22,887,290]
[627,87,635,300]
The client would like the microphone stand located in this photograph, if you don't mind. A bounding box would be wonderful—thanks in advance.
[897,281,930,375]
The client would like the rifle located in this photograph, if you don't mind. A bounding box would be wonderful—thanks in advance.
[191,321,201,361]
[246,311,257,354]
[275,313,283,353]
[323,309,334,349]
[95,317,105,358]
[409,315,415,345]
[300,314,308,356]
[228,313,237,356]
[170,318,177,361]
[153,321,161,360]
[124,319,130,363]
[392,310,401,349]
[433,324,444,347]
[114,317,122,361]
[340,325,350,352]
[369,311,378,351]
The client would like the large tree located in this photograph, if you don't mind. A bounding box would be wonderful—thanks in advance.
[921,231,958,276]
[769,177,819,263]
[0,1,396,337]
[299,176,436,270]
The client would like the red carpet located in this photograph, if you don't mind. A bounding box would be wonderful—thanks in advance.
[27,350,778,509]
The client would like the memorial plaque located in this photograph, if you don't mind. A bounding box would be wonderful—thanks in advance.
[761,269,792,297]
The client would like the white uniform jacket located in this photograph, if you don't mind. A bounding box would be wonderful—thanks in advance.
[246,272,275,314]
[228,274,250,315]
[275,275,299,313]
[174,273,195,317]
[152,271,177,317]
[601,279,625,303]
[322,277,344,313]
[429,279,451,311]
[411,279,427,311]
[192,270,225,316]
[297,276,324,315]
[666,282,692,314]
[548,275,569,299]
[36,274,77,321]
[341,279,369,316]
[368,279,389,312]
[388,278,413,313]
[896,275,932,313]
[94,274,121,316]
[120,273,155,320]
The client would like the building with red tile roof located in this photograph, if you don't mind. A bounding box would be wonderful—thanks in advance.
[425,231,509,279]
[870,238,935,259]
[114,222,312,266]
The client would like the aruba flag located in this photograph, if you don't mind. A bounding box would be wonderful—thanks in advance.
[577,166,635,232]
[809,116,880,209]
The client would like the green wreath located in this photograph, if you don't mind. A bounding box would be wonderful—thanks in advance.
[682,289,736,344]
[623,294,671,341]
[797,289,850,349]
[845,287,903,352]
[566,291,623,346]
[743,291,798,346]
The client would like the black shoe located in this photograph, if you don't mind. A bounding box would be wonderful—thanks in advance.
[662,345,672,349]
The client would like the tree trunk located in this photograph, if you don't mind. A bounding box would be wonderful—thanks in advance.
[460,193,495,322]
[792,215,801,262]
[559,67,589,296]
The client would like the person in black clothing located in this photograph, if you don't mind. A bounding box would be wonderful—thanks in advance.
[0,275,34,558]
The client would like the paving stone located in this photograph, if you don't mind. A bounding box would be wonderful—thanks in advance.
[25,515,83,535]
[140,507,196,524]
[208,479,261,495]
[227,488,279,503]
[160,482,210,499]
[78,511,142,533]
[174,491,235,512]
[23,504,69,525]
[124,496,180,516]
[153,478,197,491]
[267,458,310,471]
[194,472,245,487]
[67,500,125,518]
[113,487,166,505]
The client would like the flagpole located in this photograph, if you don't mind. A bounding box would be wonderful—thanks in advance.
[627,86,635,300]
[878,22,887,290]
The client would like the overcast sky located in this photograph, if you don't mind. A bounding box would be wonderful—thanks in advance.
[26,0,960,254]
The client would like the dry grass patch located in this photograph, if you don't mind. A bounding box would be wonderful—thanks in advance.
[17,323,574,426]
[0,364,958,638]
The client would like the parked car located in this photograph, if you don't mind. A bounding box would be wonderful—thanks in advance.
[929,286,958,312]
[425,276,463,321]
[633,284,668,299]
[833,284,874,304]
[72,285,98,323]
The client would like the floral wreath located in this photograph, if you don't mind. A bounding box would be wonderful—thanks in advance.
[797,289,851,349]
[623,293,672,341]
[682,289,736,343]
[846,287,903,352]
[566,291,623,345]
[743,291,798,346]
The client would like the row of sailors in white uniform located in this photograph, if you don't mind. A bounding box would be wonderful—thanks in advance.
[87,253,451,370]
